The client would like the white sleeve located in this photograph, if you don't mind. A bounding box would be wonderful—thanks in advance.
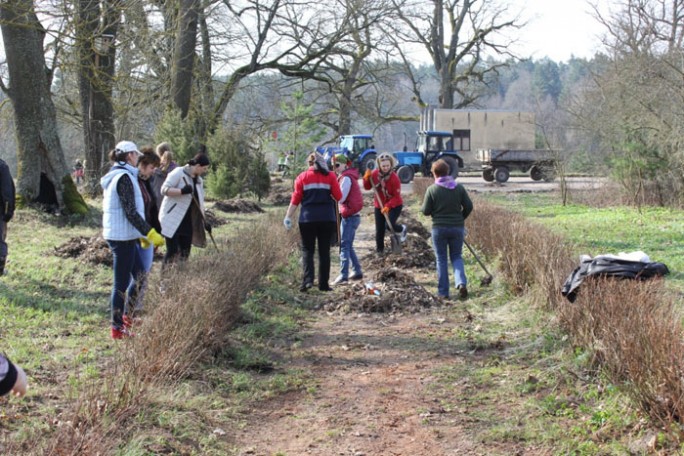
[340,176,351,203]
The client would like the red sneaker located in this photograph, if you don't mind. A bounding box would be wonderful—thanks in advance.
[111,327,135,339]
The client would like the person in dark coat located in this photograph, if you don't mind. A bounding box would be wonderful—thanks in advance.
[0,158,15,275]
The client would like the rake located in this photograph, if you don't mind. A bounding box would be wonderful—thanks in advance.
[464,239,493,286]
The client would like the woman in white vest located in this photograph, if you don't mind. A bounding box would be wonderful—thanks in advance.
[101,141,165,339]
[159,153,211,264]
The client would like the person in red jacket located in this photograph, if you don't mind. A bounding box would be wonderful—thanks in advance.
[363,153,407,254]
[331,154,364,285]
[284,152,343,292]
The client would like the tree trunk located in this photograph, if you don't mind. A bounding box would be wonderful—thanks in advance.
[77,0,118,196]
[0,0,84,212]
[172,0,200,119]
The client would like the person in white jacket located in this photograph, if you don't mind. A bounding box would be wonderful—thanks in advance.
[159,154,211,264]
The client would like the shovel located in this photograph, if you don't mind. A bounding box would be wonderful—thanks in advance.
[372,184,401,254]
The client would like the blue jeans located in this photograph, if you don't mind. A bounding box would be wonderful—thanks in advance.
[126,243,154,312]
[107,240,144,329]
[339,215,362,279]
[431,226,467,298]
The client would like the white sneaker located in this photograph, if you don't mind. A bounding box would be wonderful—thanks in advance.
[332,275,348,285]
[400,224,408,242]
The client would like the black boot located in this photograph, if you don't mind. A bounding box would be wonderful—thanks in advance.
[0,257,6,276]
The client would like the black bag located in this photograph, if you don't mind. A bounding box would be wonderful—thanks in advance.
[561,256,669,303]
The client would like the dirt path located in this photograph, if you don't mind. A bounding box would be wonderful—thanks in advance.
[232,203,529,456]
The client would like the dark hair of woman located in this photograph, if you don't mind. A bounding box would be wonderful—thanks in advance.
[109,148,129,163]
[139,148,161,167]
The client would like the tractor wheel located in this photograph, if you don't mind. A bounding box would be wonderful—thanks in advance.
[483,169,495,182]
[441,156,460,178]
[397,165,415,184]
[494,166,510,183]
[530,165,543,181]
[360,153,377,174]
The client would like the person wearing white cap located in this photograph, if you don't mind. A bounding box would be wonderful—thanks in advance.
[101,141,165,339]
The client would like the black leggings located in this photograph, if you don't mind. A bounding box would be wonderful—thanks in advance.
[164,233,192,264]
[299,221,336,289]
[374,205,402,252]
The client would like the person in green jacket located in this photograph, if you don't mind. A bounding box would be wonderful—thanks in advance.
[421,159,473,299]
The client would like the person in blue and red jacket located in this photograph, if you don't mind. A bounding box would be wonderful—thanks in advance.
[284,152,342,292]
[362,153,407,254]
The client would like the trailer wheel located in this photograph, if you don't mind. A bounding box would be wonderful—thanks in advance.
[530,165,543,181]
[397,165,414,184]
[359,153,377,174]
[494,167,510,183]
[542,170,556,182]
[483,169,495,182]
[442,156,459,178]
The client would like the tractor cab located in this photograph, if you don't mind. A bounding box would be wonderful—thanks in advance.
[339,134,377,173]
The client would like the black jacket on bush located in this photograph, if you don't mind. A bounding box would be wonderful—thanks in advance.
[561,256,669,303]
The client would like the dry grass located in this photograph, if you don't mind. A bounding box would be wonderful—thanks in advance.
[560,277,684,427]
[465,195,684,432]
[37,212,296,455]
[466,196,575,308]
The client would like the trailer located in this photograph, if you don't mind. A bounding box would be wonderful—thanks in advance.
[476,149,558,183]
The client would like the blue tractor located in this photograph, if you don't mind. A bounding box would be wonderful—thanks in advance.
[316,134,378,173]
[392,131,464,184]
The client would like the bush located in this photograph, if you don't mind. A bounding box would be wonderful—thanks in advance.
[42,212,295,454]
[204,127,270,200]
[468,196,684,432]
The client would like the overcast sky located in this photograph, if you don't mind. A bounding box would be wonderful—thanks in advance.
[512,0,608,62]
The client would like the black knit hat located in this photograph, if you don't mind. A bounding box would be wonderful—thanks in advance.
[189,154,210,166]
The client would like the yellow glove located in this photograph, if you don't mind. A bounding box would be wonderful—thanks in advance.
[146,228,165,247]
[140,238,151,249]
[381,206,390,215]
[363,169,372,181]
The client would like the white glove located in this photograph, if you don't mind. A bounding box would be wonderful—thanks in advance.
[283,217,292,230]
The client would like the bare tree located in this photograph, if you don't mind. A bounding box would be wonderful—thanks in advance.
[76,0,119,194]
[0,0,79,210]
[577,0,684,206]
[390,0,522,109]
[172,0,200,118]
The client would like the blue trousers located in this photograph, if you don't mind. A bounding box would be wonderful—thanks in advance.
[107,240,144,329]
[126,243,154,312]
[431,226,467,298]
[339,215,362,279]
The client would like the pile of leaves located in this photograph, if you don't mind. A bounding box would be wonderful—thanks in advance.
[268,179,292,206]
[323,267,441,314]
[214,199,264,214]
[54,235,112,266]
[363,235,435,270]
[204,209,227,227]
